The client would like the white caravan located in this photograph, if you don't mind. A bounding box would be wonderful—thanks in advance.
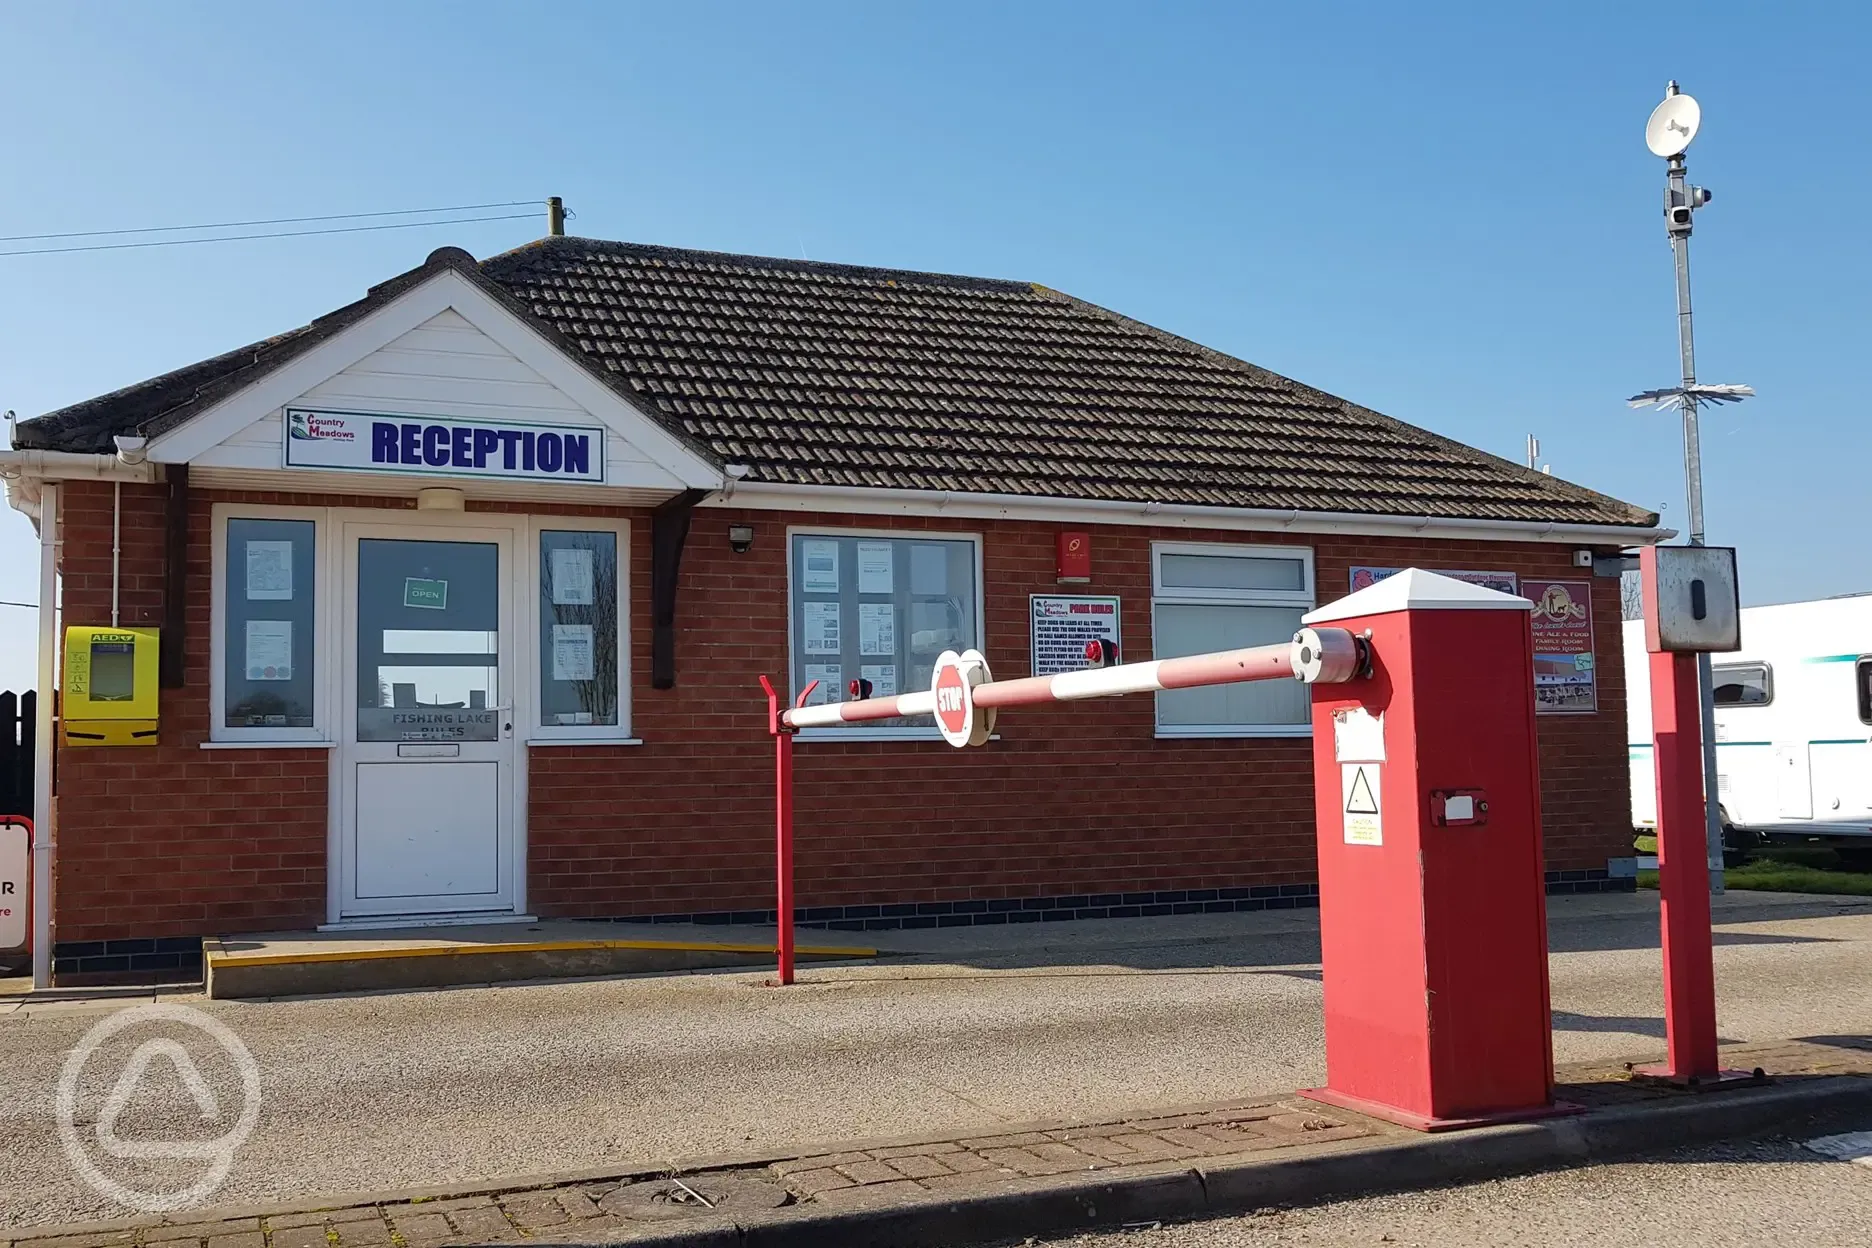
[1625,595,1872,868]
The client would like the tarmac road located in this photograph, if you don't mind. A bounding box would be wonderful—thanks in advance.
[1057,1133,1872,1247]
[2,890,1870,1229]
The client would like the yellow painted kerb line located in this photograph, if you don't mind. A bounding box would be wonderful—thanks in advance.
[205,938,878,968]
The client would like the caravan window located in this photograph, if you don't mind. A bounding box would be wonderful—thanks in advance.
[1857,659,1872,725]
[1712,661,1773,707]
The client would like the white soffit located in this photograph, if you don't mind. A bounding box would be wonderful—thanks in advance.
[1303,567,1535,624]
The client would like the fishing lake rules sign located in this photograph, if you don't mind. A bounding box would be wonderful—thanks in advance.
[1030,596,1121,677]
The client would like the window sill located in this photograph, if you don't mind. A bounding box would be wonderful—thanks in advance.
[526,737,646,747]
[1154,726,1313,740]
[201,739,336,750]
[796,729,1002,743]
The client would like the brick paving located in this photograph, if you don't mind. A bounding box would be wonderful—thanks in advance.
[6,1037,1867,1248]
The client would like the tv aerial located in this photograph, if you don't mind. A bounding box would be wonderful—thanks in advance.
[1645,86,1701,158]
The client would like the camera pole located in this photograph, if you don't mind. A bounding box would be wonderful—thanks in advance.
[1663,131,1725,895]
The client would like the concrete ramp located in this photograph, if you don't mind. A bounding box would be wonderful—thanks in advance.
[205,919,878,999]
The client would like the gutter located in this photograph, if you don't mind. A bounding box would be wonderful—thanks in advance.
[0,449,159,528]
[712,481,1676,547]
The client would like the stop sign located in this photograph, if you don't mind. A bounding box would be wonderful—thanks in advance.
[933,660,970,742]
[930,649,993,748]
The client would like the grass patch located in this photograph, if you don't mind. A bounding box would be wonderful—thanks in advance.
[1635,844,1872,896]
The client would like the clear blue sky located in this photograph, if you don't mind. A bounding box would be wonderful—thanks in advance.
[2,2,1866,692]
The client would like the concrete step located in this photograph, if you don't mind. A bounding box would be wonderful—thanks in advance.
[205,919,878,999]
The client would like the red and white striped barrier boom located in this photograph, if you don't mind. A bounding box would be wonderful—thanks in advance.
[779,627,1364,731]
[756,625,1365,985]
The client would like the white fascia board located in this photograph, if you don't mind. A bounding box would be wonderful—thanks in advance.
[146,270,723,491]
[1303,567,1535,624]
[712,480,1675,547]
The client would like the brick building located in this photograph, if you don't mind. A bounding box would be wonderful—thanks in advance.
[3,238,1661,982]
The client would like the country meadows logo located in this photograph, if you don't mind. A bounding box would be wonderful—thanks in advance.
[286,411,357,441]
[1535,583,1589,624]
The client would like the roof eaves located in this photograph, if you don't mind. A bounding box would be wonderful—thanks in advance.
[1026,284,1660,531]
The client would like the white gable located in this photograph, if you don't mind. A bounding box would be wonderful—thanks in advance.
[1303,567,1534,624]
[149,268,721,502]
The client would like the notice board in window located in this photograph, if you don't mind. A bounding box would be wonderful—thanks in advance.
[1030,595,1121,677]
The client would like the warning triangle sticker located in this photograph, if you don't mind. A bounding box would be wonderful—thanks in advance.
[1345,766,1379,815]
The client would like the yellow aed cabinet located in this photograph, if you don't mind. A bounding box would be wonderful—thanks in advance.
[62,626,161,746]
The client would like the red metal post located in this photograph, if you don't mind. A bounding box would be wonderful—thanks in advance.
[775,724,795,986]
[1646,648,1721,1078]
[759,677,815,987]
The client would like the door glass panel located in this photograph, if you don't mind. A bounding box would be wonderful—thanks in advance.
[357,539,500,742]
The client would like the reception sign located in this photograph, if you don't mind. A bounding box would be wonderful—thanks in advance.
[284,408,605,483]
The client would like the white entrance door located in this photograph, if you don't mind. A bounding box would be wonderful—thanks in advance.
[337,521,519,920]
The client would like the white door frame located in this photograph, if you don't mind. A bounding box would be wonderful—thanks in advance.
[328,513,530,926]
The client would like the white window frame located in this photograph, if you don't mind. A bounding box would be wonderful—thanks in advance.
[209,503,334,744]
[786,524,986,742]
[1150,541,1315,740]
[525,517,634,744]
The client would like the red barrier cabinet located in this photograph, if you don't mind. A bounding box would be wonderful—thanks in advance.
[1299,570,1560,1131]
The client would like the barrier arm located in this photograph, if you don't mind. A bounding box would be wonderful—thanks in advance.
[756,627,1365,984]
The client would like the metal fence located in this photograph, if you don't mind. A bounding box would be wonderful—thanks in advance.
[0,691,36,819]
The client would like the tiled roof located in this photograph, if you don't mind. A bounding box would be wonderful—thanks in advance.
[17,237,1655,529]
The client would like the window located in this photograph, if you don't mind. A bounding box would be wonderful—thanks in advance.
[789,529,982,737]
[1151,543,1313,737]
[534,525,627,739]
[356,538,500,741]
[215,513,323,740]
[1712,661,1772,707]
[1856,659,1871,725]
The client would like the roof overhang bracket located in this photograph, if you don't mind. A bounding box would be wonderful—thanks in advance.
[650,487,712,690]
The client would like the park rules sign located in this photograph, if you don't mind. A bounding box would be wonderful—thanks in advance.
[285,409,605,484]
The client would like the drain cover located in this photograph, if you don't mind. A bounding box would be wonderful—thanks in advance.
[601,1175,791,1221]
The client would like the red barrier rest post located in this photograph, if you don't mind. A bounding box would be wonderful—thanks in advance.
[1633,544,1757,1087]
[760,677,817,987]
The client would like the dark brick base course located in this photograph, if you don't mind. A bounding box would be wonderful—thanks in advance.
[51,936,205,979]
[51,870,1634,978]
[614,869,1635,932]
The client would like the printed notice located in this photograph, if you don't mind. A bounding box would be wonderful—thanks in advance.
[804,663,842,706]
[245,540,294,601]
[1342,763,1383,846]
[551,623,595,682]
[857,542,894,594]
[551,547,596,605]
[859,603,896,656]
[1527,580,1597,714]
[1332,707,1385,762]
[1029,596,1121,677]
[803,601,841,654]
[244,620,293,681]
[802,539,840,594]
[860,663,897,698]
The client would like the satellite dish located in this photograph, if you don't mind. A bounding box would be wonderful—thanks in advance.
[1645,91,1701,158]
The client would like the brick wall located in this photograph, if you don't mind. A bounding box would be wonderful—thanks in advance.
[51,484,1635,947]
